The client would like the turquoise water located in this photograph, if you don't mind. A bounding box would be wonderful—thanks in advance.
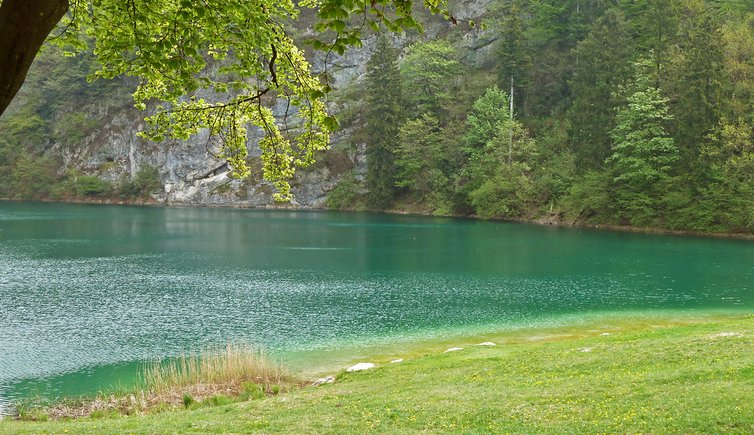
[1,201,753,409]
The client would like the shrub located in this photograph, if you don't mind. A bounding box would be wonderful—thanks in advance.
[76,175,113,197]
[118,165,160,199]
[327,171,363,210]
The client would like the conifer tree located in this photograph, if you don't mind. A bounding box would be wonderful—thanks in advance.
[665,0,724,172]
[568,9,634,171]
[496,0,532,117]
[607,65,678,225]
[365,34,403,209]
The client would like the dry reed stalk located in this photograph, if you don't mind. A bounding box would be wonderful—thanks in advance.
[143,343,288,393]
[26,344,294,420]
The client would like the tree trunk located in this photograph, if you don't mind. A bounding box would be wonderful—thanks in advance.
[0,0,68,117]
[508,75,514,164]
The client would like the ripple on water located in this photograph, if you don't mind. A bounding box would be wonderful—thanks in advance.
[1,203,753,403]
[0,248,736,386]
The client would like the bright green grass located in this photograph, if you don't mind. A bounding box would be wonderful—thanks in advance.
[3,314,753,434]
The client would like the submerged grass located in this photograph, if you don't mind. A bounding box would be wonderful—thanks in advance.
[3,314,754,433]
[11,344,294,421]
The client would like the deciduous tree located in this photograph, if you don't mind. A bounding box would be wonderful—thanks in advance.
[0,0,446,200]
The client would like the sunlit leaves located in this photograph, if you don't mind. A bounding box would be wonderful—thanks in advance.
[50,0,445,201]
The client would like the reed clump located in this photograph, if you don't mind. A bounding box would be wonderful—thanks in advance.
[145,343,287,391]
[19,344,294,420]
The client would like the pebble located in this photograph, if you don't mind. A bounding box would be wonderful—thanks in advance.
[347,362,376,372]
[390,358,404,363]
[313,375,335,386]
[475,342,496,346]
[444,347,463,353]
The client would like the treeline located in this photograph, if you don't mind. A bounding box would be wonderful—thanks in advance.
[331,0,754,233]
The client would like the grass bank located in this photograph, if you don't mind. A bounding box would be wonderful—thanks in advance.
[2,314,753,433]
[8,344,294,422]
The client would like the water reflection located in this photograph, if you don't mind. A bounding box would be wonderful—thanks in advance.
[0,201,753,404]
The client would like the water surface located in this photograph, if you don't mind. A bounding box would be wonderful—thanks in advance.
[1,201,753,408]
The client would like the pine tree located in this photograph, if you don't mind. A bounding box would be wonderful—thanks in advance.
[665,0,724,172]
[568,9,634,171]
[619,0,680,86]
[365,34,402,209]
[607,65,678,225]
[496,0,532,117]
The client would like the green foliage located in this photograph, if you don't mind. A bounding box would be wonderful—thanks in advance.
[532,150,576,210]
[400,41,462,119]
[464,86,511,153]
[7,156,59,200]
[462,87,539,218]
[75,176,114,197]
[695,118,754,230]
[393,113,456,213]
[720,15,754,120]
[202,395,234,408]
[395,115,446,194]
[241,383,267,400]
[607,65,678,225]
[494,0,532,115]
[568,8,634,170]
[560,171,615,223]
[327,171,364,210]
[468,162,535,218]
[2,0,752,234]
[119,166,161,199]
[365,35,402,209]
[619,0,680,79]
[47,0,448,201]
[664,0,724,171]
[54,113,100,146]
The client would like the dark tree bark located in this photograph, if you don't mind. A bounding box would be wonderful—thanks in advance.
[0,0,68,117]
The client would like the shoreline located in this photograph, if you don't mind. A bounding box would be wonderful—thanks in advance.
[2,310,751,424]
[5,312,753,432]
[4,309,750,412]
[2,196,753,241]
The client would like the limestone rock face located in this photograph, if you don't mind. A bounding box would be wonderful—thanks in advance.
[41,0,494,208]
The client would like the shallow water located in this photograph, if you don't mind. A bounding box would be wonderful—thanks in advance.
[0,201,753,406]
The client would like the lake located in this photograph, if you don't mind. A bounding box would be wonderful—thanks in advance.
[1,201,753,410]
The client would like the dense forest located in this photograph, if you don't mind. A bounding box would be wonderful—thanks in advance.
[2,0,754,233]
[328,0,754,234]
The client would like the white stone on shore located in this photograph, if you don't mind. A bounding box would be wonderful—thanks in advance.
[390,358,404,363]
[579,347,592,352]
[347,362,376,372]
[313,375,335,386]
[600,333,611,336]
[444,347,463,353]
[475,342,496,346]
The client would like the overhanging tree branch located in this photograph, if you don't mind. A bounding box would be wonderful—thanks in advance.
[0,0,68,116]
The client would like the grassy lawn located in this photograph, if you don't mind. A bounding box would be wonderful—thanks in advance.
[3,314,753,433]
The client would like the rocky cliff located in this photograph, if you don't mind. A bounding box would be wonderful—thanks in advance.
[24,1,495,208]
